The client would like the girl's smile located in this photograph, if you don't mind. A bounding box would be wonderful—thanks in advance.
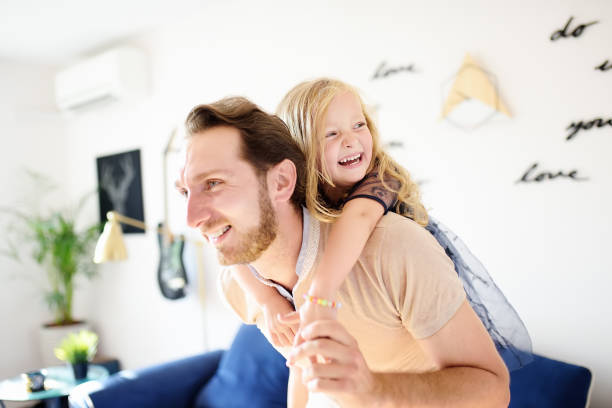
[322,91,373,197]
[338,152,364,167]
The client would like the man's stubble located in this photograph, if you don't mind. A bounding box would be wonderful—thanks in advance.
[217,176,278,265]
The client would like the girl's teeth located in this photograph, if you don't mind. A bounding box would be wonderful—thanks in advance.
[340,154,360,164]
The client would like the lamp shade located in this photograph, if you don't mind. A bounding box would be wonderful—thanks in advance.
[93,213,127,263]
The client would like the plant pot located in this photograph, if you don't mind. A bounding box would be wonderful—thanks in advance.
[39,321,90,366]
[71,361,89,380]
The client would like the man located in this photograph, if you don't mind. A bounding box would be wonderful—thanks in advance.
[176,96,510,407]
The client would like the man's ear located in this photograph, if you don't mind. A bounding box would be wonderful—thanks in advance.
[267,159,297,203]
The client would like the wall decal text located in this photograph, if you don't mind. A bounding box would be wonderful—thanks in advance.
[517,162,588,183]
[372,61,417,80]
[566,116,612,141]
[595,60,612,72]
[384,140,404,149]
[550,16,598,41]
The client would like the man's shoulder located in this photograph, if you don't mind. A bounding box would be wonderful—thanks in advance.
[316,211,432,254]
[375,211,422,229]
[360,213,453,270]
[373,212,433,248]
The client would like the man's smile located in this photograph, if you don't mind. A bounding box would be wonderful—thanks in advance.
[205,225,231,244]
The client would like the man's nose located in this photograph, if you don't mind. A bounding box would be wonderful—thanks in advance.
[186,194,212,228]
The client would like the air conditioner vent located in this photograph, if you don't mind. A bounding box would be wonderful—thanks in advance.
[54,47,148,112]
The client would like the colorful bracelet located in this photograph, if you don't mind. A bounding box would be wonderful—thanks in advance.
[303,294,341,309]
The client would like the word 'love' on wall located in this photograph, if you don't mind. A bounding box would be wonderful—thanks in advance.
[518,15,608,185]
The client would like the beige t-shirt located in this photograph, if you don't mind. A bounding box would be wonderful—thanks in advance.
[218,210,466,375]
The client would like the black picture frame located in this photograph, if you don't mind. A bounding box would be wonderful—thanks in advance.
[96,149,145,234]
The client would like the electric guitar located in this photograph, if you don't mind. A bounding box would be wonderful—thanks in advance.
[157,128,188,300]
[157,222,187,300]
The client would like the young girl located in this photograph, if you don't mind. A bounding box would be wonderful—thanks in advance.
[235,78,531,369]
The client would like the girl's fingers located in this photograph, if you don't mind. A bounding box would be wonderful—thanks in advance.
[277,311,300,325]
[293,328,305,347]
[271,332,280,347]
[280,323,295,338]
[286,328,295,343]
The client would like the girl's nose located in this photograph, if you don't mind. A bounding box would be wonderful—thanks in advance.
[342,131,358,148]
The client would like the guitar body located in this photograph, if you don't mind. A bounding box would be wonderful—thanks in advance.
[157,222,188,300]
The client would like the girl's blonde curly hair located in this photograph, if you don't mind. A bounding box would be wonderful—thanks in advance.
[276,77,428,226]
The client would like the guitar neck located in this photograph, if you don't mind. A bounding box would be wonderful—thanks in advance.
[162,128,180,240]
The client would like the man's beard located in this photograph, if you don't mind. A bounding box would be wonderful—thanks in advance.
[217,178,278,265]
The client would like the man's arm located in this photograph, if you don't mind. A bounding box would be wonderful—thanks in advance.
[288,366,309,408]
[286,300,510,408]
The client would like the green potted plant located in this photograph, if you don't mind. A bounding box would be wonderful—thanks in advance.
[0,171,101,365]
[54,330,99,380]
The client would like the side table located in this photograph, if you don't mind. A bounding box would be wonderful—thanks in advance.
[0,365,108,408]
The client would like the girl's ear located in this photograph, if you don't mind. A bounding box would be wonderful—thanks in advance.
[268,159,297,203]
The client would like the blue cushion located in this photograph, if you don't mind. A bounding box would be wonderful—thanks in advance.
[73,351,223,408]
[509,354,592,408]
[195,324,290,408]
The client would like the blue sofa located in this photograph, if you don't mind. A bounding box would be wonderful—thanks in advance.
[69,324,592,408]
[69,324,288,408]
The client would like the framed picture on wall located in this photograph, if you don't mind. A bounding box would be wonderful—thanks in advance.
[96,149,145,233]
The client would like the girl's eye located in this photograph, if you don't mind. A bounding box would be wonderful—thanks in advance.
[325,131,337,138]
[354,121,366,129]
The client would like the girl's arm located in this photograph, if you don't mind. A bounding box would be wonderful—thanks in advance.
[295,197,384,346]
[232,264,297,346]
[308,197,384,299]
[232,264,279,305]
[294,170,397,346]
[308,169,398,299]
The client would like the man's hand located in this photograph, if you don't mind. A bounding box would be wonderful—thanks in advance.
[285,302,510,408]
[286,319,376,407]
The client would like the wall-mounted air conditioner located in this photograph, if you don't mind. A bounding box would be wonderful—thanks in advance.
[54,46,148,111]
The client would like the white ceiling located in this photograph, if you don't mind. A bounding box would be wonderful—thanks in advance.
[0,0,210,65]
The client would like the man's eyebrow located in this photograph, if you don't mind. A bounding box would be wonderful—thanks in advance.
[176,170,233,189]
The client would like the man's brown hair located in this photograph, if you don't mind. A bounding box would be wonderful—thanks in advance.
[185,96,306,209]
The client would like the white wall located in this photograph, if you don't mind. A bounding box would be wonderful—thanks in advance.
[1,0,610,406]
[0,60,71,381]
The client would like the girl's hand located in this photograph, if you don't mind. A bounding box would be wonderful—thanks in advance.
[262,295,298,347]
[294,297,338,347]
